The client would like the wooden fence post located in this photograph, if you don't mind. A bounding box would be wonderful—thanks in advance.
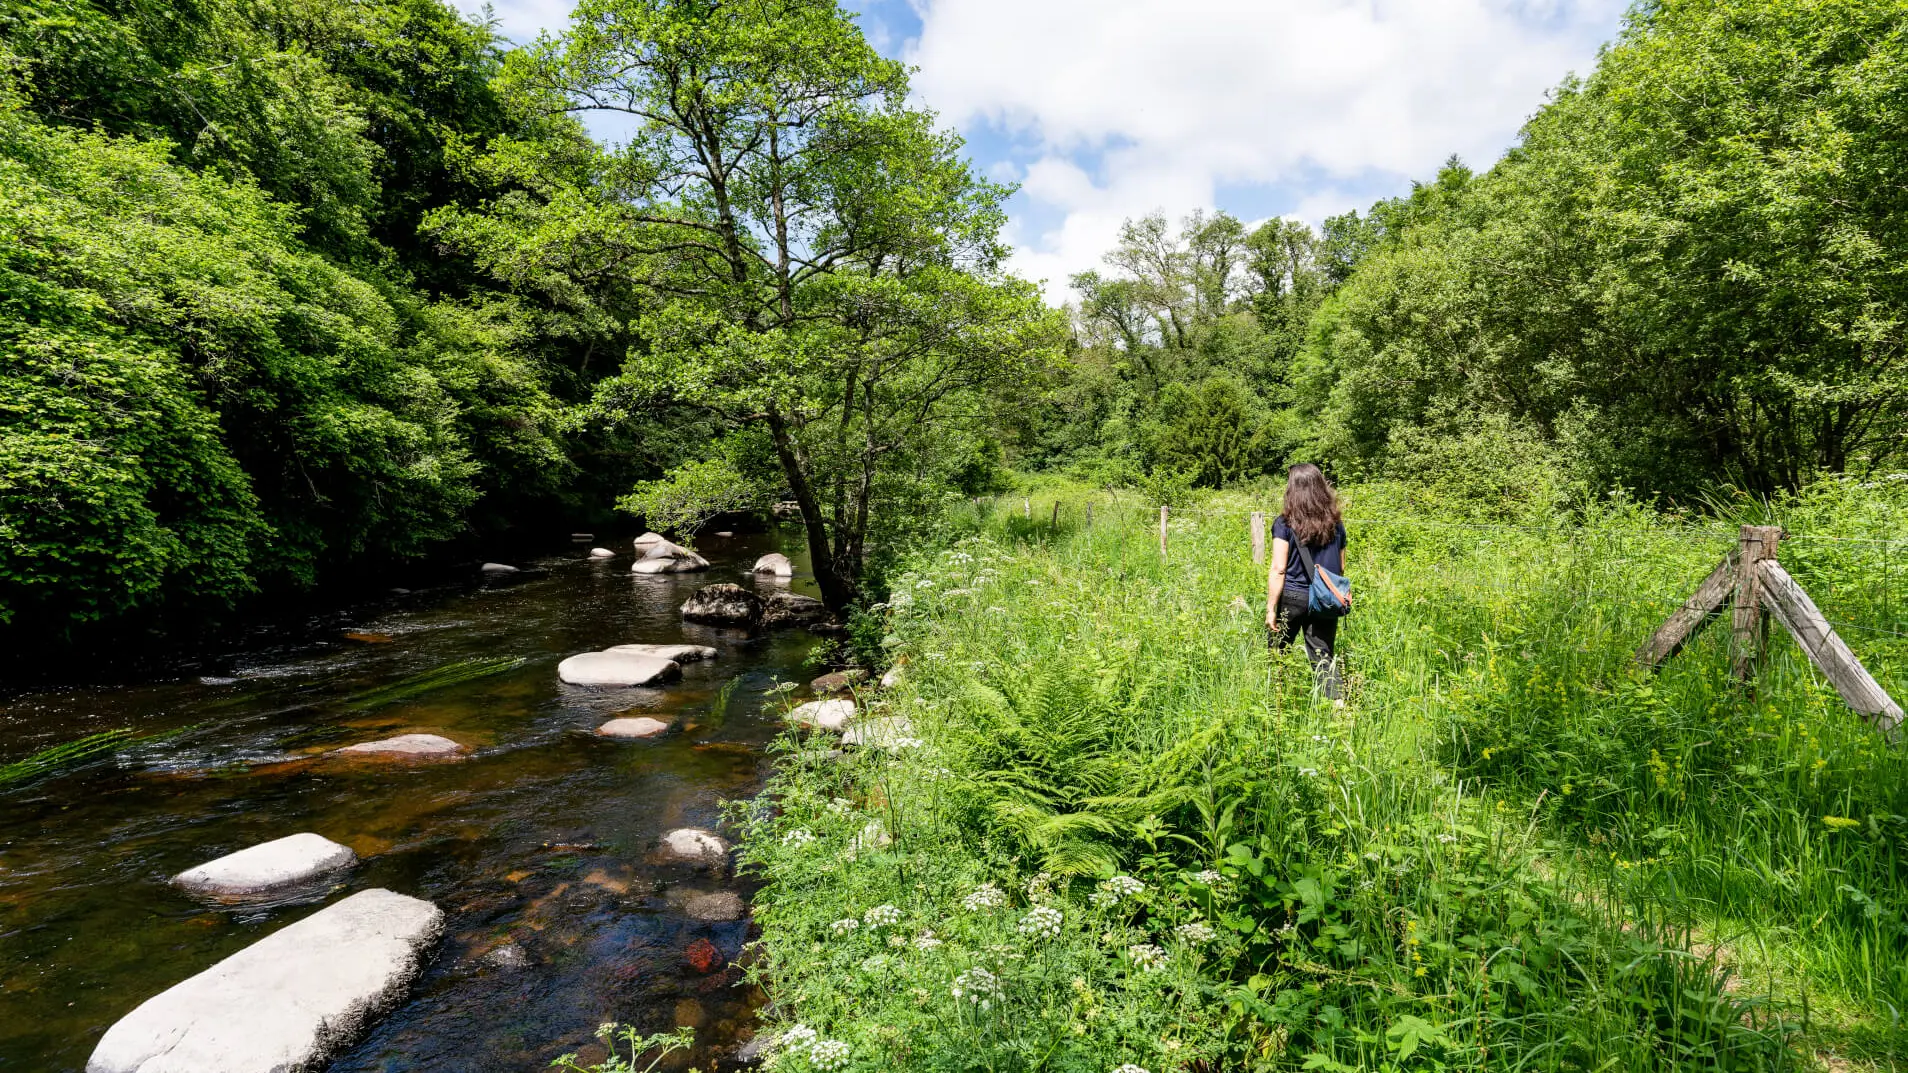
[1050,500,1059,530]
[1760,562,1905,742]
[1158,506,1169,557]
[1634,550,1738,669]
[1250,511,1266,565]
[1085,502,1093,529]
[1732,525,1784,680]
[1023,497,1031,519]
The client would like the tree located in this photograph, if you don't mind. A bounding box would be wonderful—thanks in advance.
[474,0,1062,612]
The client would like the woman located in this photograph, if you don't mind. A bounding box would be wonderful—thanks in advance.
[1265,463,1346,700]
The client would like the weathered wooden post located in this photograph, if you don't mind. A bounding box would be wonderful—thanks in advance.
[1085,502,1094,529]
[1250,511,1266,565]
[1158,506,1169,557]
[1050,500,1059,530]
[1732,525,1783,680]
[1023,497,1031,519]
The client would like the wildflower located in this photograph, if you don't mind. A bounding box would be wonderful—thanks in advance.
[1018,906,1064,940]
[830,918,860,936]
[1026,872,1054,899]
[1296,767,1320,778]
[864,904,902,929]
[1822,815,1861,830]
[914,579,935,589]
[781,828,816,848]
[809,1039,852,1071]
[888,934,905,947]
[913,931,943,951]
[962,882,1007,911]
[781,1024,819,1050]
[1191,869,1225,887]
[1126,943,1167,972]
[1175,921,1214,944]
[1090,875,1145,907]
[1437,833,1457,844]
[952,966,1004,1008]
[1114,1066,1150,1073]
[595,1022,619,1040]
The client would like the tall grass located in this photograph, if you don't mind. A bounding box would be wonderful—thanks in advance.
[731,478,1908,1072]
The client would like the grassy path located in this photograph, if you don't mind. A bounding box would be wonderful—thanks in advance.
[734,482,1908,1072]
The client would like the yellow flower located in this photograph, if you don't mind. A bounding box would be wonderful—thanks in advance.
[1482,748,1494,760]
[1822,815,1860,830]
[1415,967,1427,977]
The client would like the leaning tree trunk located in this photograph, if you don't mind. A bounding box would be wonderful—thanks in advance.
[765,409,859,614]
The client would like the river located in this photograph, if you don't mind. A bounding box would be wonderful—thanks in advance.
[0,532,815,1070]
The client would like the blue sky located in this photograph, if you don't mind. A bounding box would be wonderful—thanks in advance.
[460,0,1629,301]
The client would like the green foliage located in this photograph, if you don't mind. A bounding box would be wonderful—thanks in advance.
[617,455,766,539]
[1145,377,1268,489]
[0,728,142,787]
[550,1025,692,1073]
[1380,412,1579,523]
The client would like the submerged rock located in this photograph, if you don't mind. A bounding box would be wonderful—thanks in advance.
[684,890,747,922]
[88,888,444,1073]
[786,699,856,733]
[597,717,670,739]
[482,944,530,971]
[558,651,682,687]
[681,584,763,627]
[752,553,794,577]
[173,833,357,899]
[657,828,731,867]
[606,643,718,663]
[334,734,467,759]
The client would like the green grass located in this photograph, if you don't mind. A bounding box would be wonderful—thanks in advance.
[0,728,146,787]
[337,656,528,711]
[727,478,1908,1072]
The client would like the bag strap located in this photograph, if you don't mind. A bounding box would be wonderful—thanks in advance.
[1293,540,1320,585]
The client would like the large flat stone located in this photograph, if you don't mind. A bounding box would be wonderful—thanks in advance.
[631,556,710,574]
[174,833,357,899]
[558,651,682,687]
[786,699,856,732]
[597,717,670,739]
[333,733,466,759]
[606,643,719,663]
[657,828,731,866]
[480,562,519,574]
[88,888,444,1073]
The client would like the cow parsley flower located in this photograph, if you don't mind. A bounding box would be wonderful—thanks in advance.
[951,967,1003,1008]
[830,918,859,936]
[781,828,815,848]
[780,1024,818,1049]
[1025,872,1054,899]
[809,1039,851,1071]
[1127,943,1167,972]
[962,882,1006,911]
[1091,875,1145,907]
[864,904,901,928]
[1113,1065,1150,1073]
[913,930,943,951]
[1175,921,1215,943]
[1017,906,1063,940]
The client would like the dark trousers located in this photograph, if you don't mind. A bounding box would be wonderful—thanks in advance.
[1272,585,1341,700]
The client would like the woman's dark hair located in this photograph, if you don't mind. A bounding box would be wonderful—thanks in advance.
[1280,463,1341,546]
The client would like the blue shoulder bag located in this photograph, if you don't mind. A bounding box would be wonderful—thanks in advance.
[1294,541,1352,617]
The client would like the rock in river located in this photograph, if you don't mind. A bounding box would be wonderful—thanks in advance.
[173,833,357,899]
[657,828,731,866]
[588,547,616,559]
[684,890,747,922]
[630,535,710,574]
[480,562,519,574]
[606,643,718,663]
[761,591,828,630]
[597,717,670,739]
[558,651,682,687]
[333,733,467,759]
[681,584,763,627]
[786,699,856,733]
[87,888,444,1073]
[752,553,794,577]
[810,669,868,695]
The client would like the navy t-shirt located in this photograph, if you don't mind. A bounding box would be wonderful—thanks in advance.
[1274,515,1346,592]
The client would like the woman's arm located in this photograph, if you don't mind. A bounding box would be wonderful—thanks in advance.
[1266,537,1290,627]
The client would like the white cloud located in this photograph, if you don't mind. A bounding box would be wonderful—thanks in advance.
[905,0,1625,299]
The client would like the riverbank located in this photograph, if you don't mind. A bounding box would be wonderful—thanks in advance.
[735,480,1908,1071]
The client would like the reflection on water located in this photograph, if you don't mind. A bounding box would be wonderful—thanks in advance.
[0,533,814,1071]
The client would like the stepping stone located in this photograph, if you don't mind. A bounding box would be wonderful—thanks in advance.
[333,733,466,759]
[88,888,444,1073]
[480,562,519,574]
[558,651,682,687]
[588,547,615,559]
[174,833,357,899]
[633,532,668,548]
[752,553,794,577]
[597,717,670,739]
[606,643,718,663]
[786,699,856,732]
[657,828,730,866]
[841,716,918,753]
[810,669,868,694]
[715,531,734,537]
[683,890,747,921]
[571,532,594,541]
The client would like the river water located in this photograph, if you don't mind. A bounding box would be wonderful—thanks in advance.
[0,533,817,1071]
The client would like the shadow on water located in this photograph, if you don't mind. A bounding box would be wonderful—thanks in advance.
[0,532,819,1071]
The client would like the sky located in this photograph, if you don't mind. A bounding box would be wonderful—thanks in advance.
[458,0,1630,302]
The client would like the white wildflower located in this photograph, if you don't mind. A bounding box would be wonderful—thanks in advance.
[1114,1065,1150,1073]
[781,828,815,848]
[1091,875,1145,907]
[914,579,935,589]
[962,882,1006,912]
[1192,869,1225,887]
[1025,872,1053,899]
[1437,834,1458,844]
[1017,905,1063,941]
[864,904,901,929]
[780,1024,818,1050]
[952,966,1003,1008]
[809,1039,851,1071]
[890,593,915,609]
[1175,921,1215,943]
[1297,767,1320,778]
[830,918,859,936]
[595,1022,618,1040]
[913,931,943,951]
[1126,943,1167,972]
